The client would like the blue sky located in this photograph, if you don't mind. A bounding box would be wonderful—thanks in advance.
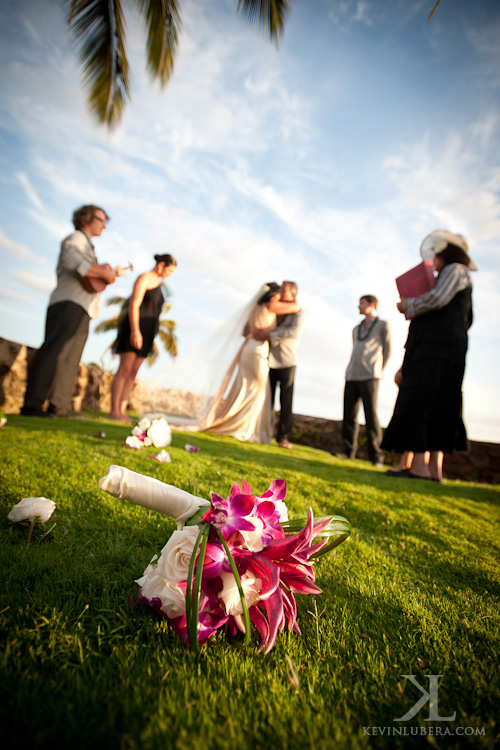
[1,0,499,441]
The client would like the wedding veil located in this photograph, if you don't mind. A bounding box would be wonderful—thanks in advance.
[147,283,272,422]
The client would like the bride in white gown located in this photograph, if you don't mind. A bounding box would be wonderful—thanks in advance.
[167,283,301,444]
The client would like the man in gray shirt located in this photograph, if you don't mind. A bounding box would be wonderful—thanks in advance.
[268,281,304,449]
[21,205,119,417]
[340,294,391,467]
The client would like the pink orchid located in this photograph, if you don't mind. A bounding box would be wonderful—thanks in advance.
[202,483,257,540]
[133,476,347,654]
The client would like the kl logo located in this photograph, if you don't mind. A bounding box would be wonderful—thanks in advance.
[395,675,456,722]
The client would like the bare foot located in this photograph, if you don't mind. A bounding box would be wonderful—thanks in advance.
[109,412,129,422]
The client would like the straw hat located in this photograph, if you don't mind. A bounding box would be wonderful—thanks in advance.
[419,229,478,271]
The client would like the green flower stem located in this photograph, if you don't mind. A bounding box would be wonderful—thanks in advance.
[215,528,252,648]
[185,524,210,651]
[184,507,206,526]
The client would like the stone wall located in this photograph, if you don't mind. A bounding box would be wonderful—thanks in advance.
[1,336,498,484]
[291,413,500,485]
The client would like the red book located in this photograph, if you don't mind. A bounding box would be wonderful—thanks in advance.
[396,260,436,299]
[395,260,436,320]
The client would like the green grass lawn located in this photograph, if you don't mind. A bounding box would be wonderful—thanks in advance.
[1,413,499,750]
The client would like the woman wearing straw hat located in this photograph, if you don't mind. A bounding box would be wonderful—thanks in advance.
[382,230,477,483]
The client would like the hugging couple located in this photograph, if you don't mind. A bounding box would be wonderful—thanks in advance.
[176,280,304,447]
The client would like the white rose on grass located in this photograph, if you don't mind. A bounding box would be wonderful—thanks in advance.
[156,527,200,582]
[136,558,186,619]
[124,435,143,450]
[219,571,262,616]
[147,417,172,448]
[0,417,6,428]
[137,417,152,432]
[8,497,56,524]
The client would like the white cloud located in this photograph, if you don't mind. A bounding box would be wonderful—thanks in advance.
[10,269,54,294]
[0,228,45,264]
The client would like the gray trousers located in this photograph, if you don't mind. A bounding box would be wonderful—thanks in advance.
[342,378,382,463]
[23,301,89,415]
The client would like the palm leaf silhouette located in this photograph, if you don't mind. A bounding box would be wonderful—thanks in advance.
[65,0,292,129]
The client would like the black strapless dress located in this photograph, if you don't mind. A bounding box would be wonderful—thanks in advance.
[112,285,164,358]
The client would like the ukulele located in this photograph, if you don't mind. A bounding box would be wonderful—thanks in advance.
[80,263,133,293]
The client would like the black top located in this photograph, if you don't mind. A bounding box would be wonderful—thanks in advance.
[113,285,164,358]
[405,286,473,352]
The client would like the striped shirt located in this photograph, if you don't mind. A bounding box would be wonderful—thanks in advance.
[403,263,472,319]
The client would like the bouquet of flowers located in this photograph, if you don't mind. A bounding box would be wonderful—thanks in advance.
[124,416,172,450]
[99,466,350,653]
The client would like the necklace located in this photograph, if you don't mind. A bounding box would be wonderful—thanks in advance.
[357,317,378,341]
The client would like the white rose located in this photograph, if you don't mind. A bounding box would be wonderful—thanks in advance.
[0,417,6,428]
[219,571,262,616]
[124,435,143,449]
[274,499,289,523]
[156,527,200,582]
[147,418,172,448]
[137,417,152,431]
[8,497,56,524]
[131,426,143,437]
[136,559,186,619]
[240,517,265,552]
[142,435,153,447]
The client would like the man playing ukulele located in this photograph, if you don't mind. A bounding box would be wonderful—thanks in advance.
[21,204,126,417]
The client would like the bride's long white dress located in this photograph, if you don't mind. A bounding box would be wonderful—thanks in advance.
[191,303,276,444]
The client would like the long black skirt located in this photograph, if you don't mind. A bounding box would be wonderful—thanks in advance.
[381,342,468,454]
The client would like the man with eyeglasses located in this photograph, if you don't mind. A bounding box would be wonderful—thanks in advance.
[21,204,120,417]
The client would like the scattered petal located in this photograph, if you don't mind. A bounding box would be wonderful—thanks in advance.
[150,450,172,463]
[0,417,7,428]
[184,444,199,453]
[94,431,106,438]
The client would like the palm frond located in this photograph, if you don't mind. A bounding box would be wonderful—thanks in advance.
[134,0,181,87]
[237,0,293,45]
[161,281,174,299]
[146,341,159,366]
[105,295,128,308]
[94,315,122,333]
[65,0,130,129]
[157,321,178,358]
[428,0,443,20]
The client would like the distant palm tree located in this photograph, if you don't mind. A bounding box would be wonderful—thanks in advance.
[64,0,293,129]
[95,282,177,366]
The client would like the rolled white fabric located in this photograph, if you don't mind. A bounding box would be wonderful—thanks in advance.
[99,465,210,525]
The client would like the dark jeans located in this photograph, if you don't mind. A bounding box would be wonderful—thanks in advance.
[342,379,382,463]
[23,301,89,414]
[269,366,296,442]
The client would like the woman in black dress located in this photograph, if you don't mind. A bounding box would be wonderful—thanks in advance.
[382,231,477,482]
[109,254,177,420]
